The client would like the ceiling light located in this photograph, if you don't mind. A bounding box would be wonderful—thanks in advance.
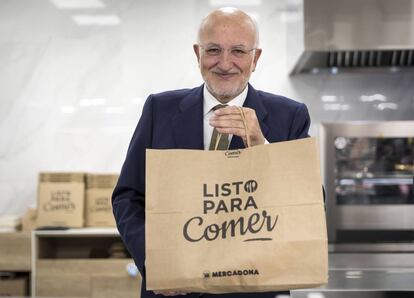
[50,0,105,9]
[345,270,362,279]
[376,102,398,110]
[72,15,121,26]
[323,103,350,111]
[360,94,387,102]
[321,95,337,102]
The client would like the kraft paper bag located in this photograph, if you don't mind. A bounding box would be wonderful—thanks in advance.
[85,174,118,227]
[36,172,85,228]
[145,137,328,294]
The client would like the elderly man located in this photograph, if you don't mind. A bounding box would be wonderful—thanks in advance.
[112,7,310,298]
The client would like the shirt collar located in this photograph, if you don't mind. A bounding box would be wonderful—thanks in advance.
[203,85,248,116]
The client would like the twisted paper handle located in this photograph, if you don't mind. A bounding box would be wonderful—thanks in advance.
[214,106,250,150]
[236,106,250,148]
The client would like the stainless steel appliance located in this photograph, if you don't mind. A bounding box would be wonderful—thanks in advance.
[320,122,414,251]
[290,0,414,75]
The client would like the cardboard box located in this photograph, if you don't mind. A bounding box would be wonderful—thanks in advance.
[36,172,85,228]
[0,276,28,297]
[85,174,118,227]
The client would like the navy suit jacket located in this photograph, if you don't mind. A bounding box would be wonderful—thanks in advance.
[112,84,310,298]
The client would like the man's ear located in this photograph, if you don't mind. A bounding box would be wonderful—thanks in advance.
[252,48,262,72]
[193,44,201,64]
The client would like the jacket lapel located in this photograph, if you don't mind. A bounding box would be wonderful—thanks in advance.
[171,85,204,150]
[229,84,269,150]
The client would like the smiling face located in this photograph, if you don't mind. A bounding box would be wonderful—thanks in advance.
[194,8,262,103]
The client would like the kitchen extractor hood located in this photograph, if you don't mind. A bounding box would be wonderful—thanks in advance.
[290,0,414,75]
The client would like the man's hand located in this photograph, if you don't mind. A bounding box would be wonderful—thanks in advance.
[153,291,187,296]
[209,106,265,147]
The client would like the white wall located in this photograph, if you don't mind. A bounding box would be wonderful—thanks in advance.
[0,0,413,216]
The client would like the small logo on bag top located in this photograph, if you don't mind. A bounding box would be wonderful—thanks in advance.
[225,150,241,158]
[203,271,211,278]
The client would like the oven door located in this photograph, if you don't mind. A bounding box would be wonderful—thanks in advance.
[320,122,414,246]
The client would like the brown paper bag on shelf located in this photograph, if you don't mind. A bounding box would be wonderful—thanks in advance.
[85,173,119,227]
[36,172,85,228]
[145,137,328,294]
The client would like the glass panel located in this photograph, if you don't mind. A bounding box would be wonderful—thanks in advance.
[335,137,414,205]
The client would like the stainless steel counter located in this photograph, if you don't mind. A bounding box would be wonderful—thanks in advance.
[328,252,414,269]
[291,269,414,298]
[291,253,414,298]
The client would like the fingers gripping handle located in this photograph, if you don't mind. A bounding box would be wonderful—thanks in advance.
[236,106,250,148]
[214,106,250,150]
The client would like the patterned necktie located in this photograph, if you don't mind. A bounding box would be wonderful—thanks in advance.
[209,104,229,151]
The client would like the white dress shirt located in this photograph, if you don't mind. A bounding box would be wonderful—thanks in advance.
[203,86,248,150]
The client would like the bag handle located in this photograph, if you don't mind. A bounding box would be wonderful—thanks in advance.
[236,106,251,148]
[214,106,251,150]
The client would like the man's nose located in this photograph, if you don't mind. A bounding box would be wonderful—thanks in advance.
[217,50,233,70]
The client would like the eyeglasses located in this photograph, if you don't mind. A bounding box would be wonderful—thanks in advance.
[198,44,256,59]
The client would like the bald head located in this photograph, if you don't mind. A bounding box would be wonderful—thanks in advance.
[197,7,259,47]
[193,7,262,102]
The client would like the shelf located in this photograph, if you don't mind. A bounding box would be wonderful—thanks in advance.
[32,228,141,297]
[34,227,119,237]
[0,232,31,271]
